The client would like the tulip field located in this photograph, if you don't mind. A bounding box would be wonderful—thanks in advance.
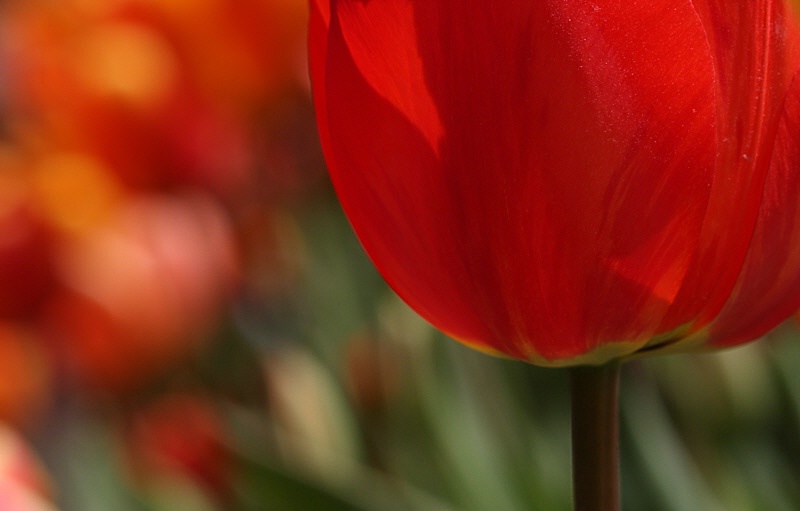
[1,1,800,510]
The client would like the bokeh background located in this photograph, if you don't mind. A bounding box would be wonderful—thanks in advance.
[0,1,799,510]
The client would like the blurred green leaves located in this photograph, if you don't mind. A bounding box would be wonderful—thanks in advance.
[33,194,800,511]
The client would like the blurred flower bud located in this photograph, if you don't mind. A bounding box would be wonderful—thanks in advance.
[0,424,56,511]
[46,194,238,392]
[124,393,230,501]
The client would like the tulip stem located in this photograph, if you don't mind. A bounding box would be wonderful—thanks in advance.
[570,362,621,511]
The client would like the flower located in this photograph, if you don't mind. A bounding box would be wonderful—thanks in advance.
[0,424,56,511]
[124,393,231,501]
[0,0,312,395]
[310,0,800,366]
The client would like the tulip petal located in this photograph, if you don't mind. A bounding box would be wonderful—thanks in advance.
[317,1,719,363]
[704,70,800,347]
[318,0,485,345]
[660,0,800,333]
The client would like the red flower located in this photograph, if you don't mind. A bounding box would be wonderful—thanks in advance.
[125,394,230,501]
[310,1,800,365]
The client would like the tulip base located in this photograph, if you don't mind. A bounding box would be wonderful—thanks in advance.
[570,362,621,511]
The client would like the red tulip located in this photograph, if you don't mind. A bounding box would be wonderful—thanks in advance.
[310,1,800,365]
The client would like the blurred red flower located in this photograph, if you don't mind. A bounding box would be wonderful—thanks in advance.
[0,0,313,399]
[0,425,56,511]
[125,393,230,502]
[310,1,800,365]
[45,194,238,392]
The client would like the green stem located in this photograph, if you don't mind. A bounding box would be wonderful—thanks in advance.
[570,362,621,511]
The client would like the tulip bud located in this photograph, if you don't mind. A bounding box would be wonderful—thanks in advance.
[310,0,800,365]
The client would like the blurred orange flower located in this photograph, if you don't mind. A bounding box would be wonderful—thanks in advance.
[0,0,313,400]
